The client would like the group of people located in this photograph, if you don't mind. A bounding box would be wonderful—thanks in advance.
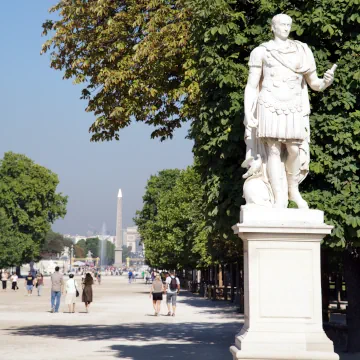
[0,270,44,295]
[50,266,94,313]
[149,271,180,317]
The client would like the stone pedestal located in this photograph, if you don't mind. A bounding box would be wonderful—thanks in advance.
[114,248,123,268]
[230,207,339,360]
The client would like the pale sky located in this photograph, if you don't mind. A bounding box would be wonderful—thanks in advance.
[0,1,193,235]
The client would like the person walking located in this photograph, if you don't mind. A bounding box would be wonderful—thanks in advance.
[82,273,93,313]
[1,271,9,291]
[65,274,78,313]
[35,273,44,296]
[10,272,18,291]
[149,274,164,316]
[128,270,133,284]
[165,271,180,317]
[25,271,35,296]
[50,266,64,313]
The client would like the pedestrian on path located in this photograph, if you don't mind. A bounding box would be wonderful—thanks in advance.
[128,270,133,284]
[35,273,44,296]
[50,266,64,313]
[82,273,93,313]
[165,271,180,317]
[10,272,18,291]
[149,274,164,316]
[1,271,9,291]
[25,272,35,296]
[65,274,79,313]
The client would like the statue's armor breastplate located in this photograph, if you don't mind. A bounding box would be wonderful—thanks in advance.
[259,51,303,114]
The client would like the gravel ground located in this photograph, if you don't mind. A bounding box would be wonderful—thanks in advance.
[0,276,356,360]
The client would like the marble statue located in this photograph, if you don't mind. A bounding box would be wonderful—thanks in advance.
[61,246,70,259]
[86,250,93,259]
[242,14,336,209]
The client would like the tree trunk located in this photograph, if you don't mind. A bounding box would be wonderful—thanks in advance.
[343,247,360,353]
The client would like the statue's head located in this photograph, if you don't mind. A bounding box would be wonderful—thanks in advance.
[271,14,292,40]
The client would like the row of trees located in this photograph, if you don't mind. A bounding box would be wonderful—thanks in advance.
[0,152,67,268]
[134,167,211,270]
[43,0,360,351]
[76,237,115,265]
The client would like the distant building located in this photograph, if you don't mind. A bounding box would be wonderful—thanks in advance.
[124,226,143,253]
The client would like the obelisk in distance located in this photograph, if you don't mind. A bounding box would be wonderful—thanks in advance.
[114,189,123,267]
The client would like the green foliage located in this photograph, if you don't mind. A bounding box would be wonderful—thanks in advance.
[134,167,209,269]
[74,244,85,258]
[0,152,68,265]
[85,237,100,258]
[122,245,132,262]
[76,237,115,265]
[186,0,360,255]
[41,230,72,255]
[0,209,32,268]
[42,0,193,141]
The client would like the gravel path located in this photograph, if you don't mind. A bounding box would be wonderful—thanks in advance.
[0,276,356,359]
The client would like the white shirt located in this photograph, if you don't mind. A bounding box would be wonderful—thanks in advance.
[11,275,18,282]
[166,276,180,294]
[66,278,79,294]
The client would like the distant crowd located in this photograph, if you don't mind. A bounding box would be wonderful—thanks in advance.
[1,267,182,317]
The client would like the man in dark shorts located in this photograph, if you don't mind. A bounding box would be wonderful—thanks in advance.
[25,272,35,296]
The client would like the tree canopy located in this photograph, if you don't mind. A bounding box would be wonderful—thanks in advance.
[41,0,193,141]
[75,237,115,265]
[0,152,67,267]
[134,167,210,269]
[41,230,73,257]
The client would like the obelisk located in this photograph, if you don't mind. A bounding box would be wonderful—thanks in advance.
[114,189,123,267]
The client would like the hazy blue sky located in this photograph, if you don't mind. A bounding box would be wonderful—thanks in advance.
[0,1,193,235]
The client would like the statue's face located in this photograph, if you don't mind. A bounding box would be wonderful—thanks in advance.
[272,16,292,40]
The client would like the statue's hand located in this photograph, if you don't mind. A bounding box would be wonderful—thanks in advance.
[244,113,258,128]
[323,69,334,87]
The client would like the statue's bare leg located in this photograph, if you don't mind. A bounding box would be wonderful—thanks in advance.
[267,141,286,208]
[285,143,309,209]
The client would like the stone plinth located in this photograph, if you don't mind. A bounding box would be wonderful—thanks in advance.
[230,207,339,360]
[114,248,123,268]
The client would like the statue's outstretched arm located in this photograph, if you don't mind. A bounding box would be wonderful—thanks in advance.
[305,64,336,92]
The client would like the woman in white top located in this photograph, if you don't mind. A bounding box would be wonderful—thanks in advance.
[10,273,18,291]
[65,274,79,313]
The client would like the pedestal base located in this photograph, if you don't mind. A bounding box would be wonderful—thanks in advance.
[114,248,123,267]
[230,207,339,360]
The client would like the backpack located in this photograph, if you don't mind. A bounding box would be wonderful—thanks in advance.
[169,276,178,291]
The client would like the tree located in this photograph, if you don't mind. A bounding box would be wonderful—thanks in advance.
[41,230,72,256]
[74,244,85,258]
[76,239,86,252]
[134,169,181,268]
[187,0,360,350]
[0,209,32,268]
[135,167,210,269]
[0,152,67,265]
[42,0,193,141]
[84,237,100,258]
[122,245,132,262]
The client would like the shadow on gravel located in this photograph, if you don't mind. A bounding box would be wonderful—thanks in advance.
[7,322,242,344]
[178,292,244,318]
[109,342,227,359]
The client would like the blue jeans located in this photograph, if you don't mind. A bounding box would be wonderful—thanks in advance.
[51,291,61,312]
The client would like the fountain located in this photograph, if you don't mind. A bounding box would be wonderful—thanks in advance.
[99,222,108,267]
